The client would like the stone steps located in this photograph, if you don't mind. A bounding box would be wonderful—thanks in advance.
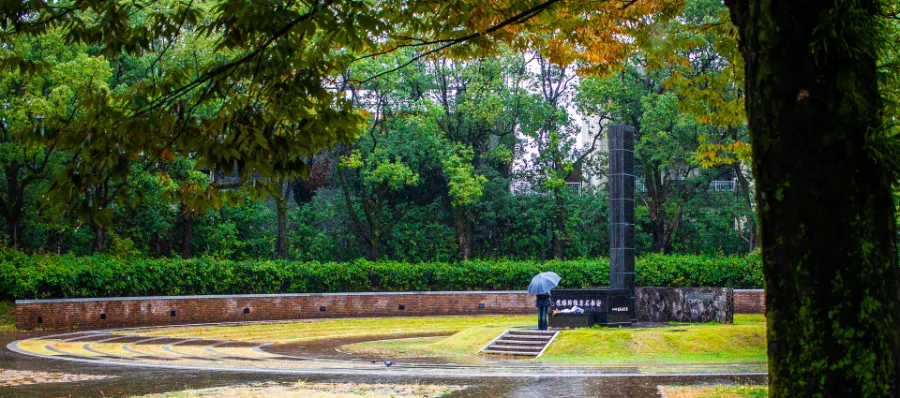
[488,345,542,352]
[506,330,557,335]
[478,349,539,356]
[494,339,545,345]
[478,329,559,358]
[501,334,554,340]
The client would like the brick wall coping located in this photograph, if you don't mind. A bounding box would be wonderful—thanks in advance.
[733,289,764,292]
[16,290,529,305]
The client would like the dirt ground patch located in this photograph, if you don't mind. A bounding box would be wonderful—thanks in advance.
[0,368,115,387]
[132,381,463,398]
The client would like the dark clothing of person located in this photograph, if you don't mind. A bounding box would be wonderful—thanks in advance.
[535,294,552,307]
[535,293,551,330]
[537,306,549,330]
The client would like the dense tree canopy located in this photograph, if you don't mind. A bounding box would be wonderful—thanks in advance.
[0,0,760,261]
[0,0,668,208]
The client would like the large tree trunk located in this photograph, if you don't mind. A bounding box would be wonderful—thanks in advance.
[649,222,667,253]
[3,163,24,249]
[337,169,380,261]
[180,207,194,259]
[369,237,380,261]
[727,0,900,395]
[552,192,566,259]
[453,208,472,261]
[276,196,288,259]
[733,163,758,251]
[4,202,22,249]
[91,223,105,253]
[644,166,668,253]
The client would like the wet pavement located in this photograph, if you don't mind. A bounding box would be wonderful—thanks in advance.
[0,329,767,397]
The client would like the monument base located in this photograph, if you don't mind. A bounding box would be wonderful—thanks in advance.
[549,288,633,328]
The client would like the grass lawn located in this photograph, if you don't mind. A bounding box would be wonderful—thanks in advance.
[733,314,766,326]
[123,315,532,343]
[0,299,14,331]
[343,323,522,357]
[344,314,767,365]
[658,385,768,398]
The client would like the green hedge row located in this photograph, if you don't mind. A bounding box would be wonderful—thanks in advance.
[0,250,762,299]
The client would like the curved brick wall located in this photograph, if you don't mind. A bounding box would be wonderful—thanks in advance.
[15,291,533,330]
[15,288,767,330]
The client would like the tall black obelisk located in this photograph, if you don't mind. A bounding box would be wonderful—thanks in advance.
[608,124,636,322]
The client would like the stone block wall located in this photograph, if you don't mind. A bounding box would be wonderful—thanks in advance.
[635,287,734,323]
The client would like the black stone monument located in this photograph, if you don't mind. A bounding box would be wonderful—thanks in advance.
[608,124,636,322]
[549,124,635,328]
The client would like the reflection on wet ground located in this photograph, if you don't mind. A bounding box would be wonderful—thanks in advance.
[268,334,508,366]
[0,330,766,397]
[268,333,449,360]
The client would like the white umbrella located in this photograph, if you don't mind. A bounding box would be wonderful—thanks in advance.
[528,272,561,295]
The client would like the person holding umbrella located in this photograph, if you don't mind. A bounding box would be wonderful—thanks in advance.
[528,272,561,330]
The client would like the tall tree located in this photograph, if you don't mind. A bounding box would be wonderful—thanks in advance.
[656,0,755,250]
[578,62,734,254]
[441,144,488,260]
[727,0,900,395]
[337,145,423,260]
[0,28,109,248]
[517,56,608,258]
[428,56,524,259]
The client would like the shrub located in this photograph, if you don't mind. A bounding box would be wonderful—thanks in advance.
[0,251,762,299]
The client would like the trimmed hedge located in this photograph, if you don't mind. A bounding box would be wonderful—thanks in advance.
[0,250,762,299]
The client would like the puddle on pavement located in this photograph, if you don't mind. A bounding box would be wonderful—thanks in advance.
[267,333,444,357]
